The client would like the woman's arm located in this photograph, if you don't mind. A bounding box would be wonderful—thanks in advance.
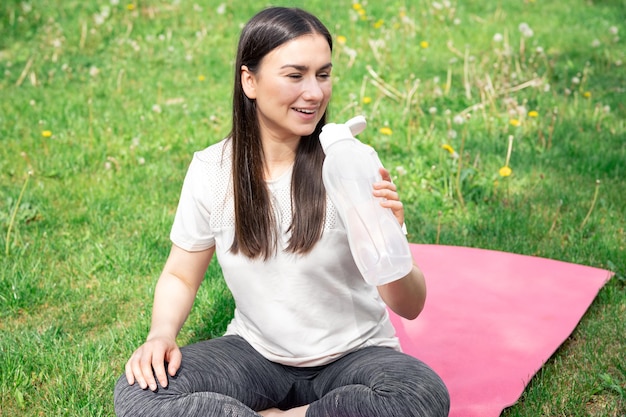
[372,167,427,320]
[376,265,426,320]
[125,244,215,391]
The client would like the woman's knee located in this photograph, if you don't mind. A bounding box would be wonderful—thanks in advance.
[372,352,450,417]
[113,374,152,417]
[312,347,450,417]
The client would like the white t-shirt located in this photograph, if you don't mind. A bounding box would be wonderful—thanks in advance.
[170,138,401,366]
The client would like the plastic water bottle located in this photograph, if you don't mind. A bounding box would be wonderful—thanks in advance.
[320,116,413,286]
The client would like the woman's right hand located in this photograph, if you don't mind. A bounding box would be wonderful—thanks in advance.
[123,244,214,391]
[124,335,182,391]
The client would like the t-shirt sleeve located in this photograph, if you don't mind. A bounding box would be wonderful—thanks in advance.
[169,153,215,251]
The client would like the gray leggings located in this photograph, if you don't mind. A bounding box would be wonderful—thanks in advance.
[114,335,449,417]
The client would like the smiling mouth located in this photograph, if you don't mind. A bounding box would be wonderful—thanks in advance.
[293,108,316,114]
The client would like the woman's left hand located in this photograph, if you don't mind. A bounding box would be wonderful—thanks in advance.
[373,167,404,226]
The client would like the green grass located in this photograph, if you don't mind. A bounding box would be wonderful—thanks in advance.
[1,0,625,416]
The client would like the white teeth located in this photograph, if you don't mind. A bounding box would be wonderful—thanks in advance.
[295,108,315,114]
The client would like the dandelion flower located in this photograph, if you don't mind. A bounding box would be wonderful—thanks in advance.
[152,104,162,113]
[420,41,429,49]
[94,13,106,25]
[395,166,407,176]
[499,166,512,177]
[518,23,534,38]
[609,26,618,35]
[337,35,347,45]
[528,110,539,118]
[453,115,464,125]
[362,96,372,104]
[379,127,393,136]
[442,144,459,159]
[352,3,363,11]
[591,39,601,48]
[571,76,581,84]
[198,75,206,81]
[509,119,521,127]
[126,4,135,10]
[374,19,384,29]
[42,130,52,138]
[583,91,591,98]
[442,144,455,154]
[429,107,437,114]
[493,33,503,42]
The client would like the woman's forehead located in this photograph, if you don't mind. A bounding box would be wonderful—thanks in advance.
[261,34,332,68]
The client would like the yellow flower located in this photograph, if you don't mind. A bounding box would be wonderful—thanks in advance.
[509,119,521,127]
[352,3,363,11]
[528,110,539,118]
[41,130,52,138]
[337,35,347,45]
[362,96,372,104]
[379,127,393,136]
[374,19,384,29]
[442,144,459,159]
[126,4,135,10]
[198,75,206,81]
[499,166,512,177]
[420,41,429,49]
[583,91,592,98]
[441,144,455,154]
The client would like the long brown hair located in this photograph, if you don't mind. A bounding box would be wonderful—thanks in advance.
[229,7,332,260]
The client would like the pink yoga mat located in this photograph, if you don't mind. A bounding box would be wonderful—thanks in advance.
[390,244,612,417]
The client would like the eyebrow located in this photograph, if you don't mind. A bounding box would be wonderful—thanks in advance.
[280,63,333,71]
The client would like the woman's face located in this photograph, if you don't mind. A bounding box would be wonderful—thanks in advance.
[241,33,332,143]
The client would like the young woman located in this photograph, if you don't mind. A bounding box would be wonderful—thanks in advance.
[114,7,450,417]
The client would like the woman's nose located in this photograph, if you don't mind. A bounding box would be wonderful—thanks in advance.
[302,77,325,101]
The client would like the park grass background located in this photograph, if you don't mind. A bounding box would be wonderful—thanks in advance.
[1,0,624,415]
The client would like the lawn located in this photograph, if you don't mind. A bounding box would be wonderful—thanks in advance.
[1,0,625,416]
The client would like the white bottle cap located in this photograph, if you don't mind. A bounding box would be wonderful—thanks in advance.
[346,115,367,136]
[319,116,367,152]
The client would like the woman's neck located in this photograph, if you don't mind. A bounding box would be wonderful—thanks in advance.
[262,137,299,181]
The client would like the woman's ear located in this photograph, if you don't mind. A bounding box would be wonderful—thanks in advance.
[240,65,257,100]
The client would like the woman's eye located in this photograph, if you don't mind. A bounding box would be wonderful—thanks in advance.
[288,74,303,79]
[317,72,331,79]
